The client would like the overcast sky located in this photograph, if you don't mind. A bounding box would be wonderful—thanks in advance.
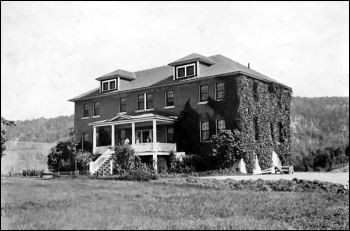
[1,1,349,121]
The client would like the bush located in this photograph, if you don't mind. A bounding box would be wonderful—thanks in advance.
[209,129,245,169]
[122,164,158,181]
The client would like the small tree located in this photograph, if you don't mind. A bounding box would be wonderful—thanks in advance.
[210,129,245,169]
[113,144,141,177]
[75,150,92,170]
[47,140,75,171]
[1,117,16,158]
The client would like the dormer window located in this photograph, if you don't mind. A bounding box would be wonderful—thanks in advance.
[176,63,196,79]
[101,78,118,92]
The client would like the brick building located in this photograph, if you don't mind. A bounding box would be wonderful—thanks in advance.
[69,53,292,173]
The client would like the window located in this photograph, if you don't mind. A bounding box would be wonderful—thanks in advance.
[254,117,259,141]
[96,126,111,147]
[146,93,153,109]
[83,103,90,117]
[176,63,196,78]
[177,67,185,78]
[253,81,258,101]
[200,121,210,141]
[102,82,108,91]
[93,102,100,116]
[101,79,118,92]
[167,126,174,143]
[82,133,89,142]
[216,119,226,134]
[120,97,126,112]
[200,85,209,102]
[186,65,194,76]
[138,94,145,110]
[278,122,284,142]
[270,122,274,141]
[165,90,174,107]
[216,82,225,100]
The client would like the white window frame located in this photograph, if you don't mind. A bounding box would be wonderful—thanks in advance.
[176,63,196,79]
[101,79,118,92]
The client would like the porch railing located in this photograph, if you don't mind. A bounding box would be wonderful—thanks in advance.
[132,142,176,152]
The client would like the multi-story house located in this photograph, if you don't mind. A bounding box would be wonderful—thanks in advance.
[69,53,292,174]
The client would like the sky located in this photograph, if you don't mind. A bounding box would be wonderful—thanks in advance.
[1,1,349,121]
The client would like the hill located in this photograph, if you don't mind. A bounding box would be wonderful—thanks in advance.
[6,115,73,143]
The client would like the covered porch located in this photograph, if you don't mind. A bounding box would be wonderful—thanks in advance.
[89,113,177,155]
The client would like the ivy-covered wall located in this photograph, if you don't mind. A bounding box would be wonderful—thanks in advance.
[236,75,292,173]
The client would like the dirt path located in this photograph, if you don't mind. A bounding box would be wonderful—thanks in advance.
[200,172,349,188]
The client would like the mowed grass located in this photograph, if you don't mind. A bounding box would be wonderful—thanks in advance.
[1,177,349,230]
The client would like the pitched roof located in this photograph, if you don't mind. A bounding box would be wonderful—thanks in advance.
[69,53,291,102]
[168,53,215,66]
[96,69,136,81]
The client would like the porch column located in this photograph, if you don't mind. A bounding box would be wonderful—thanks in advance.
[152,119,157,151]
[131,122,135,145]
[93,126,96,154]
[153,154,158,173]
[111,124,115,148]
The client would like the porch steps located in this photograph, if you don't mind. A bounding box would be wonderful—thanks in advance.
[90,149,114,176]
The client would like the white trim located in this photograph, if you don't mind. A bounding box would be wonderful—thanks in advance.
[81,117,90,120]
[135,108,154,113]
[175,63,196,79]
[197,61,200,77]
[164,105,175,109]
[197,101,208,105]
[101,79,117,92]
[92,115,100,118]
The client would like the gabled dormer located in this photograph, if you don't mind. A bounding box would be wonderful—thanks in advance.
[96,69,136,93]
[168,53,215,80]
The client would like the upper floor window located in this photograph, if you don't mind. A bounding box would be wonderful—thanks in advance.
[165,90,174,107]
[120,97,126,112]
[101,79,118,92]
[138,94,145,110]
[176,63,196,78]
[200,121,210,142]
[83,103,90,117]
[199,85,209,102]
[93,102,100,117]
[253,81,258,101]
[146,93,153,109]
[216,82,225,100]
[216,119,226,134]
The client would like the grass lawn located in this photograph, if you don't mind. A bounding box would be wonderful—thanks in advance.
[1,177,349,230]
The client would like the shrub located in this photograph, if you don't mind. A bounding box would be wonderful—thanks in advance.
[209,129,245,169]
[22,169,44,177]
[122,164,158,181]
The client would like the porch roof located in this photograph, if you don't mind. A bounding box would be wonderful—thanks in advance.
[88,113,177,127]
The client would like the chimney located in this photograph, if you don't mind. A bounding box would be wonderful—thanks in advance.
[248,63,250,69]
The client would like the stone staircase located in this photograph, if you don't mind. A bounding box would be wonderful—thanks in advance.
[89,149,114,176]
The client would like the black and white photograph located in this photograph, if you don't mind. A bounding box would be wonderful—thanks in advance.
[1,1,349,230]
